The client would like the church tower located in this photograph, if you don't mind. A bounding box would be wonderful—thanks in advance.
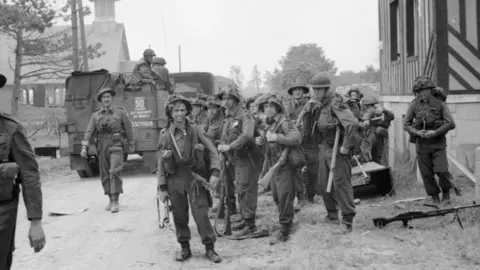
[89,0,119,22]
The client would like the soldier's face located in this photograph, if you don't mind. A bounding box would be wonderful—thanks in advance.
[208,106,218,116]
[293,88,304,99]
[101,93,113,107]
[419,88,432,99]
[249,104,257,114]
[312,87,327,100]
[350,92,358,99]
[145,55,153,64]
[264,103,278,118]
[192,106,201,116]
[172,102,187,122]
[223,97,236,109]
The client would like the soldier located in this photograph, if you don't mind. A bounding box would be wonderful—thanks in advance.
[346,87,363,120]
[81,87,134,213]
[151,57,173,94]
[404,76,456,204]
[255,94,302,244]
[285,82,310,209]
[157,95,222,263]
[217,86,261,236]
[303,73,358,234]
[0,73,45,270]
[133,48,156,85]
[189,98,209,132]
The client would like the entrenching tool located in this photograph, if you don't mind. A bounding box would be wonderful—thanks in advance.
[326,127,341,193]
[353,155,370,182]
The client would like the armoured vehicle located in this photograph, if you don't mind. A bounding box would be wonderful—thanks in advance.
[59,69,233,178]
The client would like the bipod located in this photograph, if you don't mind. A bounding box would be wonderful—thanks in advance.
[424,203,464,229]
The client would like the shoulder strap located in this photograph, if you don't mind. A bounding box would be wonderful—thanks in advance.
[168,128,183,160]
[273,117,286,133]
[0,119,13,163]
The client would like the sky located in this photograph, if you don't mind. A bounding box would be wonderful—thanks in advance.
[80,0,379,80]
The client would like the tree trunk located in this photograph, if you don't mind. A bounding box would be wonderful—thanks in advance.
[12,29,23,116]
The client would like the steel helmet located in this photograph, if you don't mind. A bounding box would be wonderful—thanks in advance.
[152,57,166,65]
[412,76,435,92]
[309,73,331,89]
[347,87,364,99]
[216,84,242,102]
[362,96,379,106]
[287,78,309,95]
[196,93,209,102]
[191,98,207,108]
[257,93,285,114]
[206,98,222,108]
[96,87,116,102]
[143,49,156,57]
[0,73,6,88]
[165,94,192,119]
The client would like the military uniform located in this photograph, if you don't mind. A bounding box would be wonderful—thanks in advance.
[133,49,156,85]
[257,94,302,244]
[218,87,261,235]
[82,88,133,213]
[189,98,209,132]
[151,57,172,93]
[157,95,221,263]
[404,76,456,203]
[0,114,43,270]
[306,74,358,233]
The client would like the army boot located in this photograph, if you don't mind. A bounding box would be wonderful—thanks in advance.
[442,190,451,205]
[232,220,245,231]
[235,219,257,236]
[432,195,441,205]
[105,195,113,211]
[111,193,119,213]
[294,193,307,212]
[332,223,353,235]
[323,212,340,225]
[269,223,291,245]
[205,244,222,263]
[307,194,315,204]
[175,243,192,262]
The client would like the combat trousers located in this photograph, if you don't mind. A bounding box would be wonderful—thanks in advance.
[371,134,387,165]
[304,147,320,200]
[234,156,260,224]
[97,138,124,195]
[271,166,295,226]
[168,169,215,246]
[317,144,356,225]
[224,163,237,212]
[0,188,19,270]
[416,144,453,196]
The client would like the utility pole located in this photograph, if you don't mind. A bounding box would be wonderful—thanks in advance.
[78,0,89,71]
[71,0,80,71]
[178,45,182,72]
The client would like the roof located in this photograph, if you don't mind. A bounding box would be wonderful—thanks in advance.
[0,21,130,85]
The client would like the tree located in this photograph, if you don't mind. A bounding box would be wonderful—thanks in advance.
[358,64,381,83]
[249,64,262,93]
[339,70,356,76]
[229,65,245,89]
[263,68,283,93]
[0,0,105,115]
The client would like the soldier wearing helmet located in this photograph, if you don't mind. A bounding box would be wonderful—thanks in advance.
[157,94,223,263]
[346,87,363,120]
[300,72,359,234]
[132,48,157,87]
[151,57,173,93]
[254,93,302,245]
[189,98,209,132]
[81,87,134,213]
[404,76,457,205]
[216,85,262,236]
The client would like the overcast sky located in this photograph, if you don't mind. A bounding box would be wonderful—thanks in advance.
[80,0,379,80]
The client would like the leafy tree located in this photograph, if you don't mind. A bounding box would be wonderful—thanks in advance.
[249,64,262,92]
[0,0,104,115]
[358,64,381,83]
[229,65,245,90]
[339,70,356,76]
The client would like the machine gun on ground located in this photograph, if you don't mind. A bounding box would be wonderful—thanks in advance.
[373,202,480,229]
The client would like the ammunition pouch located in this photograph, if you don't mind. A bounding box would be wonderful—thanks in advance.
[0,162,19,202]
[288,146,306,169]
[193,144,207,174]
[161,150,176,175]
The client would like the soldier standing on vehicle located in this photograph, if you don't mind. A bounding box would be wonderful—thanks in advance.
[404,76,456,205]
[0,73,45,270]
[81,87,134,213]
[303,73,359,234]
[151,57,173,94]
[133,48,156,85]
[255,94,302,244]
[285,81,309,209]
[217,86,261,237]
[157,95,222,263]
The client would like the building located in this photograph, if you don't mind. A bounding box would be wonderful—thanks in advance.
[0,0,133,112]
[379,0,480,173]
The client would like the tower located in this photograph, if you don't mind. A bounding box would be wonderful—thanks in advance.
[89,0,119,22]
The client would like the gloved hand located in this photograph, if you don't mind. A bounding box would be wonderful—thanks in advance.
[158,190,169,203]
[80,146,87,158]
[208,175,219,190]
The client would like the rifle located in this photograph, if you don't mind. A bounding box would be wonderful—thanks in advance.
[373,202,480,229]
[214,154,232,237]
[258,148,289,188]
[157,196,171,229]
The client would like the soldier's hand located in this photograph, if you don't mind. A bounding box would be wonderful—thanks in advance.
[416,130,427,138]
[217,144,230,152]
[80,147,87,158]
[375,106,384,114]
[29,220,46,253]
[422,130,436,139]
[208,175,219,190]
[194,143,205,151]
[255,136,265,146]
[339,146,349,155]
[158,190,169,203]
[266,131,277,142]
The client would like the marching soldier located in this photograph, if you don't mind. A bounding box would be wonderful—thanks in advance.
[346,87,363,120]
[157,95,222,263]
[217,86,261,236]
[189,98,209,132]
[255,94,302,244]
[151,57,173,93]
[303,73,359,234]
[285,82,309,209]
[0,73,45,270]
[133,48,156,84]
[81,87,134,213]
[404,76,456,204]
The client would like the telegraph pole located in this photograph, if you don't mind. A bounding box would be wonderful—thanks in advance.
[78,0,89,71]
[178,45,182,72]
[71,0,80,71]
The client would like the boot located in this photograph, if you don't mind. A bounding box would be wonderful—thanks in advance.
[269,223,291,245]
[323,215,340,225]
[111,193,119,213]
[205,244,222,263]
[175,243,192,262]
[442,190,451,205]
[307,195,315,204]
[294,193,307,212]
[235,220,257,237]
[332,223,353,235]
[432,195,441,204]
[232,220,245,231]
[105,195,113,211]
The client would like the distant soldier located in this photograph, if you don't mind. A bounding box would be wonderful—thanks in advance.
[0,73,45,270]
[303,73,359,234]
[346,87,363,120]
[404,76,456,204]
[285,81,309,209]
[157,95,222,263]
[81,87,134,213]
[217,86,261,236]
[189,98,209,132]
[151,57,173,93]
[133,48,156,84]
[255,94,302,244]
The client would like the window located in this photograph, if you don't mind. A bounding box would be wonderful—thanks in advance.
[406,0,416,57]
[55,88,61,106]
[390,0,400,61]
[28,89,34,105]
[20,89,27,104]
